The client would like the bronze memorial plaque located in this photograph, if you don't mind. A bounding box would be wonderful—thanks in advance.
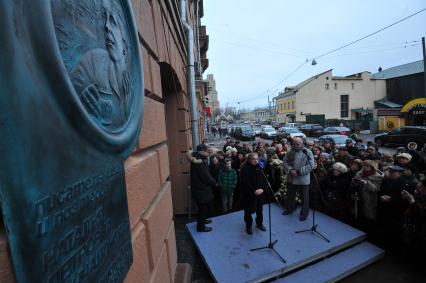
[0,0,143,282]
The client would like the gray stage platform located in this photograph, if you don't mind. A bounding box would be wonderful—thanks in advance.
[186,204,384,283]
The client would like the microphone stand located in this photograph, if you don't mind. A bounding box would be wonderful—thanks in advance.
[250,167,286,263]
[294,149,330,243]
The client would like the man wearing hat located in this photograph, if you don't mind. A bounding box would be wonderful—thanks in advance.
[394,152,420,189]
[392,146,406,159]
[189,144,217,232]
[345,139,359,157]
[223,137,232,152]
[334,145,353,168]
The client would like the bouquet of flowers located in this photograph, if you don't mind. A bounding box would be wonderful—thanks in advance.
[274,175,302,205]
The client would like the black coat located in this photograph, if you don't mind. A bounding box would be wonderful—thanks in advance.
[379,177,410,224]
[346,145,359,157]
[190,154,216,204]
[240,163,267,213]
[325,171,351,208]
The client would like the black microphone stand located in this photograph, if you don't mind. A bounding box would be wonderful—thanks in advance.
[250,167,286,263]
[294,150,330,243]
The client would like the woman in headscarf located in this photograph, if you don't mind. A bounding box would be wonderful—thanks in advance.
[351,160,384,234]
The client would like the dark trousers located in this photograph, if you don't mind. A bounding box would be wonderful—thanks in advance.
[286,184,309,217]
[244,205,263,229]
[197,202,212,230]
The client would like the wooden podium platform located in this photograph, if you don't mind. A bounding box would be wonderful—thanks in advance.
[186,204,384,283]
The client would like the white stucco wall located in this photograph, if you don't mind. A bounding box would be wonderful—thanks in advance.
[295,71,386,121]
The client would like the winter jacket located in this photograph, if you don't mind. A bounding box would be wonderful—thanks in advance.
[356,170,384,220]
[326,171,351,204]
[346,145,359,157]
[283,147,314,185]
[209,162,220,181]
[334,154,353,168]
[240,163,267,213]
[218,168,237,194]
[189,151,216,204]
[379,177,410,224]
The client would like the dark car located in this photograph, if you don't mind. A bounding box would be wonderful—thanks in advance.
[318,135,355,147]
[374,126,426,147]
[300,124,324,137]
[323,126,352,136]
[234,126,256,141]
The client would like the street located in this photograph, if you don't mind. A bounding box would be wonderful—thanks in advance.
[209,133,396,156]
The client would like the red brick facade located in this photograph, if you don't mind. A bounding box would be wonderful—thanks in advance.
[0,0,208,282]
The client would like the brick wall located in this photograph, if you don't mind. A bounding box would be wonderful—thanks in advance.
[0,0,199,282]
[125,0,194,281]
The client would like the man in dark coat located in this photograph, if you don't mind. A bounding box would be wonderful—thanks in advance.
[378,165,411,248]
[240,153,267,235]
[334,146,353,168]
[190,144,217,232]
[345,139,359,157]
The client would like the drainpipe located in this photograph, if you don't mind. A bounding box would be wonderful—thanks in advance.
[180,0,200,148]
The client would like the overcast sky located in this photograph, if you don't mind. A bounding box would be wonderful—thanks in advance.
[202,0,426,110]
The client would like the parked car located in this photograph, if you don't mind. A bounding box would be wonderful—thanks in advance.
[286,122,303,129]
[271,122,281,129]
[260,127,278,139]
[277,127,306,141]
[228,124,240,137]
[300,124,324,137]
[234,126,256,141]
[252,126,262,136]
[374,126,426,147]
[323,126,352,136]
[317,135,355,147]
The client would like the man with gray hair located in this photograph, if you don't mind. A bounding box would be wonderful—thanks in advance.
[282,137,314,221]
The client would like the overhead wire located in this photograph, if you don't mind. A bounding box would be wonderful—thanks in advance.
[214,39,305,58]
[311,8,426,61]
[229,60,307,105]
[321,43,422,60]
[222,7,426,107]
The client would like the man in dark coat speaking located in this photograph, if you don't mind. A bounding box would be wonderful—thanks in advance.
[240,152,267,235]
[189,144,217,232]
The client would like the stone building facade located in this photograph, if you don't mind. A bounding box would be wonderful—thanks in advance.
[274,70,386,123]
[205,74,220,118]
[0,0,208,282]
[254,107,272,123]
[240,111,256,121]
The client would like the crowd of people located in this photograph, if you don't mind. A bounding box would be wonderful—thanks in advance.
[189,136,426,258]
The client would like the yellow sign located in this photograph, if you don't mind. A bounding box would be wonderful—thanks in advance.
[401,98,426,113]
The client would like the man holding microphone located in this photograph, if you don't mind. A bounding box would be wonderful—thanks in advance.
[282,137,314,221]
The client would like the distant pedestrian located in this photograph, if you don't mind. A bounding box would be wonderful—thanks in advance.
[211,126,217,137]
